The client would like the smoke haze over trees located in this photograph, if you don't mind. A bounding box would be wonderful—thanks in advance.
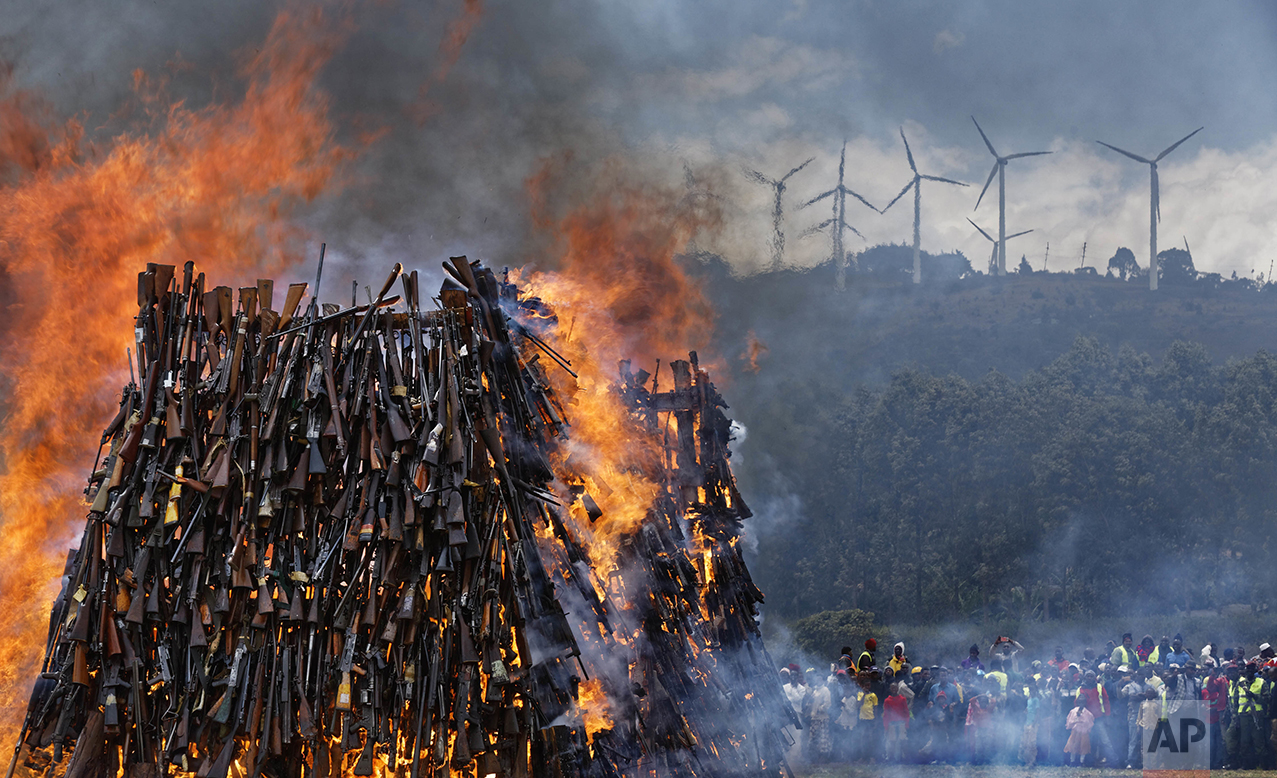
[696,255,1277,628]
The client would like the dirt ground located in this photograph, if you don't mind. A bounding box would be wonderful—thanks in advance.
[793,766,1277,778]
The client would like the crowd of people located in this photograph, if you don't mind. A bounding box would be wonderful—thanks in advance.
[780,633,1277,769]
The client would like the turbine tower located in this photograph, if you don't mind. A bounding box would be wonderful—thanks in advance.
[798,141,877,290]
[881,127,967,285]
[968,218,1032,275]
[745,157,814,271]
[1095,127,1203,291]
[972,116,1051,276]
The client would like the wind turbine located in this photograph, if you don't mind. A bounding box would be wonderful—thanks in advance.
[745,157,815,272]
[968,218,1032,275]
[798,141,877,290]
[1095,127,1203,291]
[881,127,967,285]
[971,116,1051,276]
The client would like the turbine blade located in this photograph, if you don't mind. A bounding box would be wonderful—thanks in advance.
[922,175,967,186]
[1006,229,1034,240]
[800,189,836,209]
[783,157,816,182]
[797,219,834,240]
[745,169,773,186]
[1005,151,1052,160]
[843,187,878,213]
[974,162,999,209]
[881,179,916,214]
[967,217,995,243]
[1154,127,1204,162]
[847,224,865,240]
[683,161,696,190]
[1096,141,1150,165]
[900,127,917,173]
[971,116,998,157]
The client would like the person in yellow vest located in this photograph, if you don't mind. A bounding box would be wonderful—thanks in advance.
[1110,632,1140,668]
[985,659,1009,696]
[1229,662,1273,770]
[1147,635,1172,667]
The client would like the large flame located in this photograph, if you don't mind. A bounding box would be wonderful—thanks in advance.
[512,173,719,569]
[0,7,351,745]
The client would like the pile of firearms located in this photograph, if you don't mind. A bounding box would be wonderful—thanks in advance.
[9,254,798,778]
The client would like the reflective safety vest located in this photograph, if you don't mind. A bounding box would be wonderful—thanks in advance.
[1230,677,1272,715]
[1112,646,1139,667]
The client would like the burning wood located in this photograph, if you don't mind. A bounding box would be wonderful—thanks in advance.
[8,254,796,778]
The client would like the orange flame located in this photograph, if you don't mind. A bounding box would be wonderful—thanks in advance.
[412,0,485,123]
[576,678,612,739]
[512,169,719,572]
[742,329,768,373]
[0,7,351,746]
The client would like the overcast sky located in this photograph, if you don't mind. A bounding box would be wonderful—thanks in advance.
[6,0,1277,278]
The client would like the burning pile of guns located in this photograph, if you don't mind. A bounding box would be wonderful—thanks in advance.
[10,253,797,778]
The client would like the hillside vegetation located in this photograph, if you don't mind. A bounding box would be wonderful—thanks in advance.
[694,249,1277,627]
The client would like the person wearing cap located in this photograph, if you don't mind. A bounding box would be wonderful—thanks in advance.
[1110,632,1140,669]
[1251,642,1276,667]
[1229,661,1273,769]
[858,638,877,673]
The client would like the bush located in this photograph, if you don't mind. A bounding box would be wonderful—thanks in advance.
[791,609,892,661]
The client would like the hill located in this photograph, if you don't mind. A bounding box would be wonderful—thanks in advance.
[688,252,1277,625]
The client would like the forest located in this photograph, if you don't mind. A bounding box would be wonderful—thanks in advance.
[744,336,1277,624]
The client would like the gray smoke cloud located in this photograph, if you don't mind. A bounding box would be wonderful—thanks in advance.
[6,0,1277,284]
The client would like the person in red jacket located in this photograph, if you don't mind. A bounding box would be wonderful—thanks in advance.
[1074,670,1115,765]
[883,682,910,762]
[1202,665,1228,769]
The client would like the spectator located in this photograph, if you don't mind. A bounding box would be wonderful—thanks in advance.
[1048,647,1069,675]
[1136,686,1162,759]
[1229,662,1271,770]
[804,668,833,763]
[1203,663,1228,769]
[1148,635,1172,666]
[986,658,1008,695]
[1020,679,1041,766]
[854,673,880,762]
[1111,632,1140,668]
[965,678,996,764]
[858,639,878,672]
[1122,666,1148,768]
[1064,699,1095,766]
[1136,635,1156,663]
[889,642,909,673]
[1167,634,1193,667]
[1074,670,1114,764]
[883,682,910,762]
[962,644,984,672]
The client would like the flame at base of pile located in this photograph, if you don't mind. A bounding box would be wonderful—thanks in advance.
[8,256,797,778]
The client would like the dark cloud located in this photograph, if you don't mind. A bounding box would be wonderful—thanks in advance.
[4,0,1276,280]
